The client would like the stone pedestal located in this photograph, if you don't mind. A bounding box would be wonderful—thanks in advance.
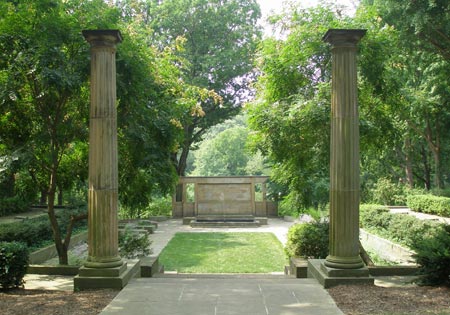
[309,29,374,287]
[74,30,137,291]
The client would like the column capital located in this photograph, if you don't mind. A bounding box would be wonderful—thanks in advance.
[322,29,366,47]
[82,29,122,47]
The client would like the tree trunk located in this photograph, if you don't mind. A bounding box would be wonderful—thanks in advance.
[424,118,442,189]
[47,169,68,265]
[431,147,442,189]
[404,137,414,188]
[177,145,190,176]
[359,240,374,267]
[421,145,432,190]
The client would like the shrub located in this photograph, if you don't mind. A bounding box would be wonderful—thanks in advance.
[142,196,172,217]
[0,208,87,249]
[413,224,450,286]
[371,178,407,205]
[360,203,449,285]
[285,221,329,258]
[0,242,29,289]
[407,194,450,217]
[0,196,29,216]
[119,227,152,259]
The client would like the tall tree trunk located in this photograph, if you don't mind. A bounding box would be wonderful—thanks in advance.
[421,145,432,190]
[404,137,414,188]
[424,118,442,189]
[47,169,68,265]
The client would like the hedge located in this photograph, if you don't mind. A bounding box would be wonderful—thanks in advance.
[0,196,30,216]
[0,208,87,250]
[0,241,29,289]
[406,195,450,217]
[360,204,450,286]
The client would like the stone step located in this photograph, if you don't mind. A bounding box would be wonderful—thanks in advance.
[195,214,256,222]
[190,220,261,228]
[153,272,294,279]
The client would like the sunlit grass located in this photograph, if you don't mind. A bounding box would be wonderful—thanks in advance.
[159,232,287,273]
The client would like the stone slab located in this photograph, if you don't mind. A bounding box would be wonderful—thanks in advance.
[308,259,374,288]
[99,277,344,315]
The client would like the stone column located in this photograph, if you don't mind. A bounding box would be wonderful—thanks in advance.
[83,30,123,269]
[323,29,366,269]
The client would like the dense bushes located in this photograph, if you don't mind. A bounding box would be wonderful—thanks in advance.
[0,208,87,250]
[413,224,450,286]
[285,221,329,258]
[360,204,449,286]
[0,196,30,216]
[0,242,29,289]
[370,178,407,206]
[119,196,172,219]
[407,195,450,217]
[119,227,152,259]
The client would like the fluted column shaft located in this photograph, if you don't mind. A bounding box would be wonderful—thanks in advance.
[83,30,123,268]
[323,29,366,269]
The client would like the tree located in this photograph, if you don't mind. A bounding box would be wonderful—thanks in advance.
[192,126,249,176]
[357,1,450,190]
[0,0,105,264]
[371,0,450,61]
[149,0,262,176]
[247,4,353,209]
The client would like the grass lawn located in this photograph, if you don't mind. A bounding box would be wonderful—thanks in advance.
[159,232,287,273]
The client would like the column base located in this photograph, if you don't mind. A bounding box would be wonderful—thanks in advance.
[308,259,374,288]
[84,255,124,269]
[74,260,140,291]
[325,254,365,269]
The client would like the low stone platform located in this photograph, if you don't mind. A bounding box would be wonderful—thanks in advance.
[74,260,141,291]
[189,215,264,228]
[308,259,374,288]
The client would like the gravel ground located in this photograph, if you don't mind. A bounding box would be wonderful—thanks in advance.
[0,289,118,315]
[328,284,450,315]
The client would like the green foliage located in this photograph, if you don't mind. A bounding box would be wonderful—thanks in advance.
[120,195,172,219]
[0,196,29,216]
[285,222,329,259]
[118,227,152,259]
[413,224,450,286]
[360,204,450,285]
[0,241,29,289]
[142,196,172,218]
[278,193,301,218]
[0,209,87,249]
[407,195,450,217]
[371,178,407,205]
[149,0,262,176]
[192,126,250,176]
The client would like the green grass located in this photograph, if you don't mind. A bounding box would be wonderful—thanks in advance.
[159,232,287,273]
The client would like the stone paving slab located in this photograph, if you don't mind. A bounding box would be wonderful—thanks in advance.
[99,277,344,315]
